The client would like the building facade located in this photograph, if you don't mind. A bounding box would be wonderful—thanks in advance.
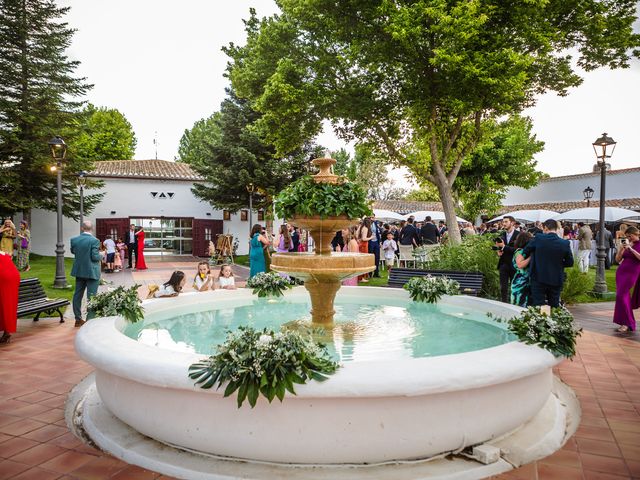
[29,160,279,258]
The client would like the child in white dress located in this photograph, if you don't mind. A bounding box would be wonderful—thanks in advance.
[193,261,214,291]
[217,264,236,290]
[153,271,186,298]
[382,232,398,267]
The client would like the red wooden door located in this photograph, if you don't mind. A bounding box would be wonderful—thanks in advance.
[96,218,130,242]
[193,219,223,257]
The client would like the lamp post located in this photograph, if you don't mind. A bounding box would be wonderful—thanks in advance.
[246,183,256,235]
[592,133,616,294]
[77,171,87,233]
[49,136,68,289]
[583,186,594,207]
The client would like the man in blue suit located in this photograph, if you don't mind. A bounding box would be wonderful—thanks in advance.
[70,221,101,327]
[522,219,574,307]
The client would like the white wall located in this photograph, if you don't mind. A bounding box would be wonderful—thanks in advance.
[504,169,640,205]
[28,177,283,257]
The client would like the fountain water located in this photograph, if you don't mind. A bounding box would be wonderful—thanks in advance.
[271,157,375,324]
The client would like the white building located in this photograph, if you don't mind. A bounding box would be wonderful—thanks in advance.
[503,166,640,212]
[30,160,280,257]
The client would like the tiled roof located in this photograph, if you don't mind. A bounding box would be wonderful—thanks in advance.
[373,200,443,215]
[538,166,640,183]
[500,198,640,214]
[89,160,203,181]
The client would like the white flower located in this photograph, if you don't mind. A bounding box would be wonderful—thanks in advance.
[257,334,273,346]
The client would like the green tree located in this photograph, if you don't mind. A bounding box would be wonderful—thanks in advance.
[226,2,640,243]
[70,104,137,161]
[177,112,221,168]
[181,91,320,223]
[405,184,441,203]
[455,115,545,221]
[0,0,98,220]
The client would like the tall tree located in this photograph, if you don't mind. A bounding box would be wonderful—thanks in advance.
[455,115,545,221]
[177,112,221,168]
[226,2,640,243]
[69,104,137,161]
[331,146,408,200]
[0,0,95,219]
[180,90,320,224]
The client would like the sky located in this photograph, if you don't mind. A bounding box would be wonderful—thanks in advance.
[61,0,639,185]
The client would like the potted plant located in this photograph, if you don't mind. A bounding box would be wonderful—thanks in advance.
[274,158,372,254]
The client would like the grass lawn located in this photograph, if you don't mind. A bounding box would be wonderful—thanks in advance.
[21,254,75,302]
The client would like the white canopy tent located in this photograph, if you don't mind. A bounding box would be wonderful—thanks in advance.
[372,209,405,221]
[488,209,559,223]
[403,210,470,224]
[552,207,640,223]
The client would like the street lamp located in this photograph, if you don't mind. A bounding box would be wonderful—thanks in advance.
[246,183,256,235]
[583,186,594,207]
[592,133,616,294]
[77,171,87,233]
[48,136,68,289]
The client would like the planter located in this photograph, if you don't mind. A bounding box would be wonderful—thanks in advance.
[290,214,355,255]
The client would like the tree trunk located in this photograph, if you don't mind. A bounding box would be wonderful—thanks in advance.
[22,208,31,226]
[434,180,462,245]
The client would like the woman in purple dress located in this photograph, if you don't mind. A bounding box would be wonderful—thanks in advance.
[613,226,640,332]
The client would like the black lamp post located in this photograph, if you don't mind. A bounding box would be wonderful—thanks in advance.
[49,136,68,289]
[246,183,256,235]
[592,133,616,294]
[77,171,87,233]
[583,186,594,207]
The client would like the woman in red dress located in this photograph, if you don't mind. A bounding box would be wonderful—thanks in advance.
[0,251,20,343]
[135,227,147,270]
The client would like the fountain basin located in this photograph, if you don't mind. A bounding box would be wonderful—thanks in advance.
[75,287,561,465]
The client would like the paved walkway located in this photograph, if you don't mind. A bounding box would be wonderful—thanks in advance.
[1,265,639,478]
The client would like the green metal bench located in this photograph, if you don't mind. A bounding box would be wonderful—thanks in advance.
[18,278,70,323]
[388,268,484,296]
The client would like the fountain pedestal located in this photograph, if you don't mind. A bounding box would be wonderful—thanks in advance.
[270,157,375,324]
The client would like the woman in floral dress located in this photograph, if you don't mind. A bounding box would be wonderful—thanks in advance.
[16,220,31,271]
[511,232,532,307]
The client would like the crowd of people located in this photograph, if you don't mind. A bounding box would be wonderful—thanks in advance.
[97,224,148,273]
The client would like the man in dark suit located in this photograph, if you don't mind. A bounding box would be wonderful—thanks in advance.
[126,223,137,268]
[369,217,382,277]
[399,217,420,247]
[70,221,102,327]
[522,219,574,307]
[289,226,300,252]
[420,216,440,245]
[495,216,520,303]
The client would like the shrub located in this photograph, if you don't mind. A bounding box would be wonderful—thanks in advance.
[561,265,595,304]
[274,175,372,220]
[404,275,460,303]
[427,235,500,299]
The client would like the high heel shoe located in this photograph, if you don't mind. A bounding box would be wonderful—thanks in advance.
[0,334,11,344]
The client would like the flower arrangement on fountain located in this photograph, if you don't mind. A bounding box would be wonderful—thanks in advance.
[404,275,461,303]
[189,326,339,408]
[246,271,294,297]
[491,307,582,358]
[87,285,144,323]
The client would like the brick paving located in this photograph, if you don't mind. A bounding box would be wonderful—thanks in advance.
[1,261,639,479]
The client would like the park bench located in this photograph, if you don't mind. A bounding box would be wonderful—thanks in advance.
[387,268,484,296]
[18,278,70,323]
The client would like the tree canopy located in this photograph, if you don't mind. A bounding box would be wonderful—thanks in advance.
[0,0,99,219]
[225,1,640,242]
[180,90,320,217]
[69,104,137,161]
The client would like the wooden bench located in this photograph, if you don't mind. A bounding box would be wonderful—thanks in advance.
[387,268,484,296]
[18,278,70,323]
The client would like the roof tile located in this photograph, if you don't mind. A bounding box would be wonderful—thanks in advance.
[89,160,203,181]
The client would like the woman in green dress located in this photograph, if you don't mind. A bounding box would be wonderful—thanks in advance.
[249,224,270,279]
[511,231,533,307]
[16,220,31,271]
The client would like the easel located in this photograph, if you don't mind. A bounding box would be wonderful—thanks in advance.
[210,234,234,265]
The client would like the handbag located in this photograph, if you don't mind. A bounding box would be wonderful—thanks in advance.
[21,238,28,249]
